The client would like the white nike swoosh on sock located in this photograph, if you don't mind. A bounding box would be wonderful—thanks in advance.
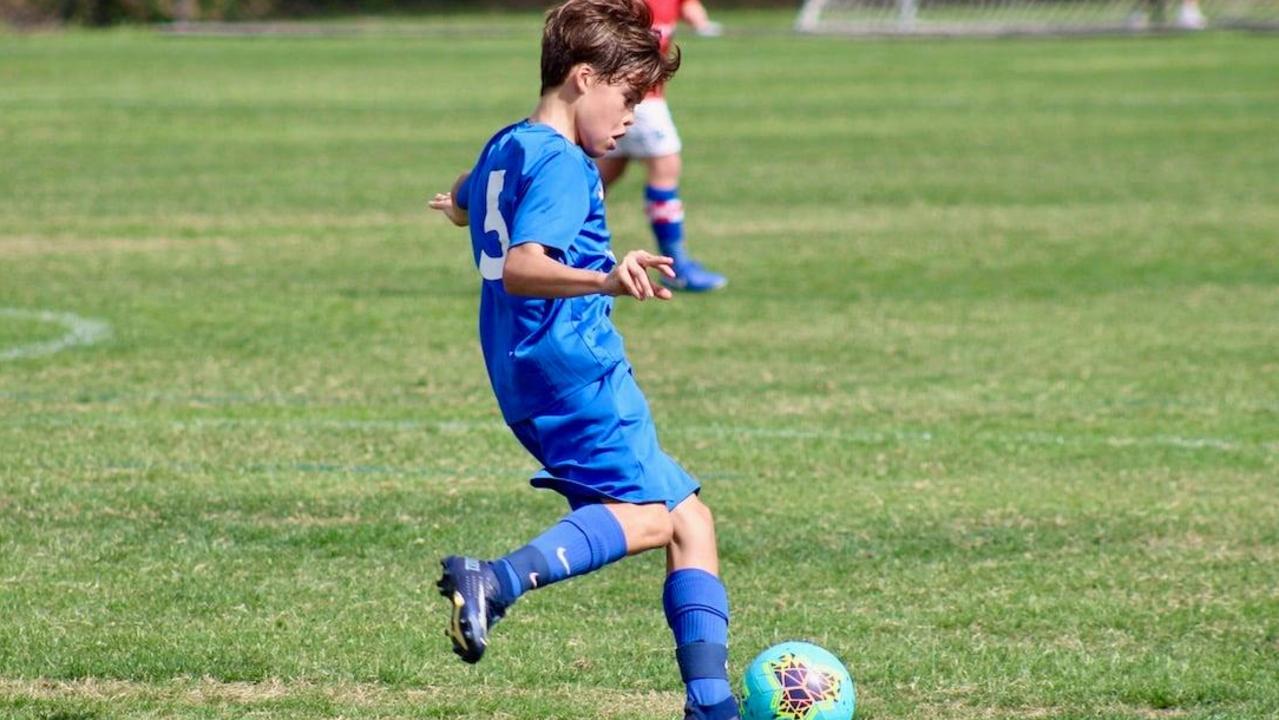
[556,546,571,575]
[528,572,539,589]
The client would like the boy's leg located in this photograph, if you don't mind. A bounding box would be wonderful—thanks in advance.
[644,155,727,293]
[440,501,671,664]
[491,500,671,602]
[663,495,740,720]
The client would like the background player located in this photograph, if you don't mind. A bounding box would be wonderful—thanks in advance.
[595,0,728,293]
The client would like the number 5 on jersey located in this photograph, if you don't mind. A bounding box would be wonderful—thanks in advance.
[478,170,509,281]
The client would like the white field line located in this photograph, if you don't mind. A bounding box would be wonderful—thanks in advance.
[0,308,111,362]
[5,414,1276,455]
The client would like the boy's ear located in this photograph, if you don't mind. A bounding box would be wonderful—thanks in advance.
[569,63,597,95]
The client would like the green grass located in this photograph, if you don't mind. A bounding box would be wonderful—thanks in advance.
[2,13,1278,719]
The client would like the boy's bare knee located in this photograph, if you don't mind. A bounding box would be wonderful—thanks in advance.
[672,494,714,530]
[670,495,717,547]
[667,495,720,574]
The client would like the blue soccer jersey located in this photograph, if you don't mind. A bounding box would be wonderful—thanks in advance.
[457,120,628,423]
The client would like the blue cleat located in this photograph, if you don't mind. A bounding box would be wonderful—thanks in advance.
[663,258,728,293]
[437,556,508,664]
[684,697,741,720]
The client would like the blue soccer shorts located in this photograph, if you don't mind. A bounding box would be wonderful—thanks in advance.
[509,362,699,510]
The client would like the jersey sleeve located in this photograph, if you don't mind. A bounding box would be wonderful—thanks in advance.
[510,151,591,256]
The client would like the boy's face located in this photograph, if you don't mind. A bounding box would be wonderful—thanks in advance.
[575,72,641,158]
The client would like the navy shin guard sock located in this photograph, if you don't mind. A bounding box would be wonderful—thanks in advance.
[492,503,628,605]
[664,568,735,709]
[645,185,687,263]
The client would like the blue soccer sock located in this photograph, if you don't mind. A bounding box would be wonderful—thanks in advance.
[645,185,687,263]
[664,568,735,710]
[490,503,628,606]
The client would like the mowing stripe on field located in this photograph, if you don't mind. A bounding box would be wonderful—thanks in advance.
[0,308,111,362]
[4,414,1275,455]
[12,454,741,482]
[4,389,1276,414]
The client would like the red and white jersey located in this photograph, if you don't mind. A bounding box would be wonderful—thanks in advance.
[646,0,688,99]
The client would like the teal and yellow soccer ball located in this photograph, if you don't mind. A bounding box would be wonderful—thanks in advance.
[741,641,855,720]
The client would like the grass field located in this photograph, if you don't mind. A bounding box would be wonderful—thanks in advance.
[2,12,1278,719]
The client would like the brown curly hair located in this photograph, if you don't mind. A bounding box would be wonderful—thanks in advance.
[540,0,681,99]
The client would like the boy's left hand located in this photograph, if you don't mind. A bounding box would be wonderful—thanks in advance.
[606,250,676,301]
[429,192,468,227]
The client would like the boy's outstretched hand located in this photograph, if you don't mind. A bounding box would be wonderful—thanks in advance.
[604,250,676,301]
[429,191,468,227]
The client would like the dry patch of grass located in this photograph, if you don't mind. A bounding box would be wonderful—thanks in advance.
[0,677,683,718]
[913,700,1193,720]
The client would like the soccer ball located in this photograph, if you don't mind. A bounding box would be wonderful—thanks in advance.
[741,641,855,720]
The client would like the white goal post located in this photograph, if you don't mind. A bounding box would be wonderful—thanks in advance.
[795,0,1279,35]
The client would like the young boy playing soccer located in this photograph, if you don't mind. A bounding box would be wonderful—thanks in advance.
[427,1,739,718]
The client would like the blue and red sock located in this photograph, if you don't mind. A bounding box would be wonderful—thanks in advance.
[645,185,687,263]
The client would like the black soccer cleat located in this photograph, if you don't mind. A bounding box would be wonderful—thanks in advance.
[436,555,508,664]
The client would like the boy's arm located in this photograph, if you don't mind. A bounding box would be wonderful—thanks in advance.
[428,171,471,227]
[504,243,676,302]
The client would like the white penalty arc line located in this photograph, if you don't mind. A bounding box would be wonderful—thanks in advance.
[0,308,112,362]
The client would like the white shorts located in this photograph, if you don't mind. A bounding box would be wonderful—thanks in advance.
[609,98,682,159]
